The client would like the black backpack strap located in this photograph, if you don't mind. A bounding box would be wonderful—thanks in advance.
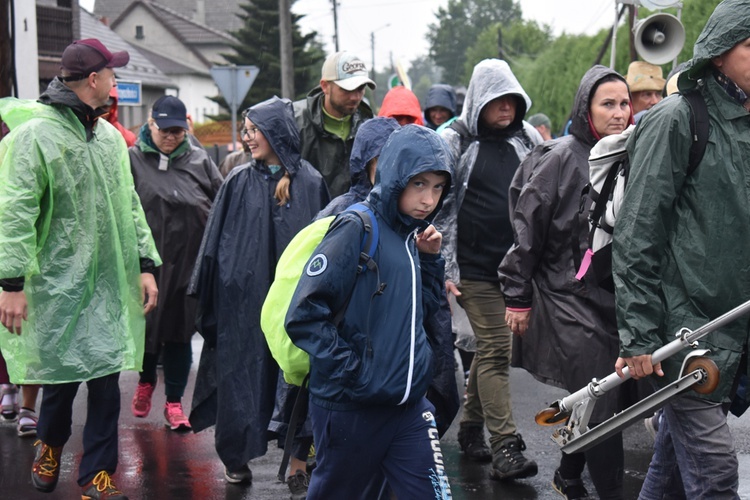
[449,119,474,157]
[277,375,310,482]
[683,88,710,176]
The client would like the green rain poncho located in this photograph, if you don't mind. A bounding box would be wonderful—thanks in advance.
[613,0,750,402]
[0,94,161,384]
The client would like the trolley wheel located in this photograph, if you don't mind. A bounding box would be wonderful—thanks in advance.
[683,356,720,395]
[535,406,568,426]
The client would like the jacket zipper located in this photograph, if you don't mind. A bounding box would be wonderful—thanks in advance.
[398,229,419,405]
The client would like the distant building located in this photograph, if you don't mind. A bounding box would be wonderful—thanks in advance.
[80,8,177,129]
[94,0,246,35]
[106,0,238,123]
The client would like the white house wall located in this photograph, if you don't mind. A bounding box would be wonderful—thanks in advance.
[113,4,209,74]
[169,74,220,124]
[13,0,39,98]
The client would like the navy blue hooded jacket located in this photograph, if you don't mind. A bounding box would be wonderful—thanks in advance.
[316,117,399,219]
[423,84,457,130]
[286,125,454,410]
[188,96,329,470]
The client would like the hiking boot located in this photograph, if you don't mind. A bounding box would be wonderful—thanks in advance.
[81,470,128,499]
[224,464,252,484]
[1,384,19,421]
[287,469,310,500]
[131,382,155,418]
[31,440,63,492]
[552,468,589,499]
[17,408,38,437]
[490,434,538,481]
[164,402,192,432]
[457,422,492,462]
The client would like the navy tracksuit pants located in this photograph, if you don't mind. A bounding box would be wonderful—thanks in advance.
[37,372,121,485]
[308,396,452,499]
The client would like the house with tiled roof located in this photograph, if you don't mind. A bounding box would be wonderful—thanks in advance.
[80,7,177,129]
[106,0,239,123]
[94,0,245,35]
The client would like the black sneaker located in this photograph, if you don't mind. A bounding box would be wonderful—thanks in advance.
[224,464,252,484]
[552,469,589,499]
[490,434,538,481]
[457,422,492,462]
[286,469,310,500]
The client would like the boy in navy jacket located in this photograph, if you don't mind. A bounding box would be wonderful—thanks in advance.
[286,125,454,499]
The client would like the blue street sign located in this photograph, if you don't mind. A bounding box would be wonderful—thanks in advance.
[116,80,142,106]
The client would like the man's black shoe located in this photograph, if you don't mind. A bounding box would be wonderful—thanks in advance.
[457,422,492,462]
[490,434,538,481]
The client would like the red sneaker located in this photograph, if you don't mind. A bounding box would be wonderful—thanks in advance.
[131,382,155,418]
[164,402,192,432]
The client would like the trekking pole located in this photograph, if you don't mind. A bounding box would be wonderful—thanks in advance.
[535,298,750,454]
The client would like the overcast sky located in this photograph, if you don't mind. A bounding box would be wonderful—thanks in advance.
[79,0,619,72]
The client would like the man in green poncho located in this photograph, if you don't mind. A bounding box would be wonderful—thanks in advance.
[0,39,160,500]
[613,0,750,497]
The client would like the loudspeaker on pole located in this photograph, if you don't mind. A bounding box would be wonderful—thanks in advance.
[633,13,685,65]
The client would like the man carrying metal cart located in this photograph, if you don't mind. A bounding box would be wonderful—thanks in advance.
[613,0,750,497]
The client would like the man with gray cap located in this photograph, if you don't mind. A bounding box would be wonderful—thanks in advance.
[294,51,375,197]
[0,38,160,499]
[613,1,750,497]
[527,113,554,141]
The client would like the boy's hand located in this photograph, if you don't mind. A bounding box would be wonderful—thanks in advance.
[0,291,28,335]
[416,225,442,254]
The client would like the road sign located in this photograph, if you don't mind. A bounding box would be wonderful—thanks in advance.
[387,74,400,90]
[210,65,260,148]
[210,65,260,110]
[115,80,142,106]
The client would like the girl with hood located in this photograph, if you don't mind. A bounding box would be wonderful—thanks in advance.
[188,96,329,484]
[499,65,634,499]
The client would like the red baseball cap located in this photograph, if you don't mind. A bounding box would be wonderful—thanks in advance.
[61,39,129,81]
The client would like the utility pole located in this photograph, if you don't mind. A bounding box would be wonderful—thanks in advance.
[1,0,13,97]
[370,23,389,108]
[278,0,294,99]
[331,0,339,52]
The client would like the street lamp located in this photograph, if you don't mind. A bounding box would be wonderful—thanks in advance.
[370,23,390,106]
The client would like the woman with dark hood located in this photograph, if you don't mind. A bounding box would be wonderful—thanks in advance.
[188,96,329,485]
[499,65,634,499]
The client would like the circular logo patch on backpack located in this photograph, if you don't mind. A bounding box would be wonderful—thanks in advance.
[306,254,328,276]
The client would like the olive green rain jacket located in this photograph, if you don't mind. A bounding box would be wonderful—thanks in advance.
[613,0,750,402]
[0,89,161,384]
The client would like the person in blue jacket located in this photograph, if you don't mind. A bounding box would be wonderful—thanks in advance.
[285,125,454,499]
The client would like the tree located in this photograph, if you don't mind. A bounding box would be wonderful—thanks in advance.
[407,55,443,105]
[462,20,552,84]
[427,0,522,85]
[215,0,325,114]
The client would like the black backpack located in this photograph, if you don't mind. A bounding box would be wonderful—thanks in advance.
[575,88,710,292]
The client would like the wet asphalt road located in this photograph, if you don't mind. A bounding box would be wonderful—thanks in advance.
[1,336,749,499]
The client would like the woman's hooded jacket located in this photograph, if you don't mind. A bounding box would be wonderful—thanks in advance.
[286,125,453,410]
[615,0,750,402]
[316,117,400,219]
[423,84,457,130]
[499,65,630,421]
[433,58,542,286]
[129,123,223,352]
[188,96,329,470]
[377,86,424,126]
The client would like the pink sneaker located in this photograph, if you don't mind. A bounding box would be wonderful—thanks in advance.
[164,402,192,432]
[131,382,155,418]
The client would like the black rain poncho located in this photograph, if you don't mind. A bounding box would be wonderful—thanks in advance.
[499,66,629,421]
[188,96,329,470]
[129,129,223,352]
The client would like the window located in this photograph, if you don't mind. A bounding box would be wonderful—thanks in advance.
[135,26,144,40]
